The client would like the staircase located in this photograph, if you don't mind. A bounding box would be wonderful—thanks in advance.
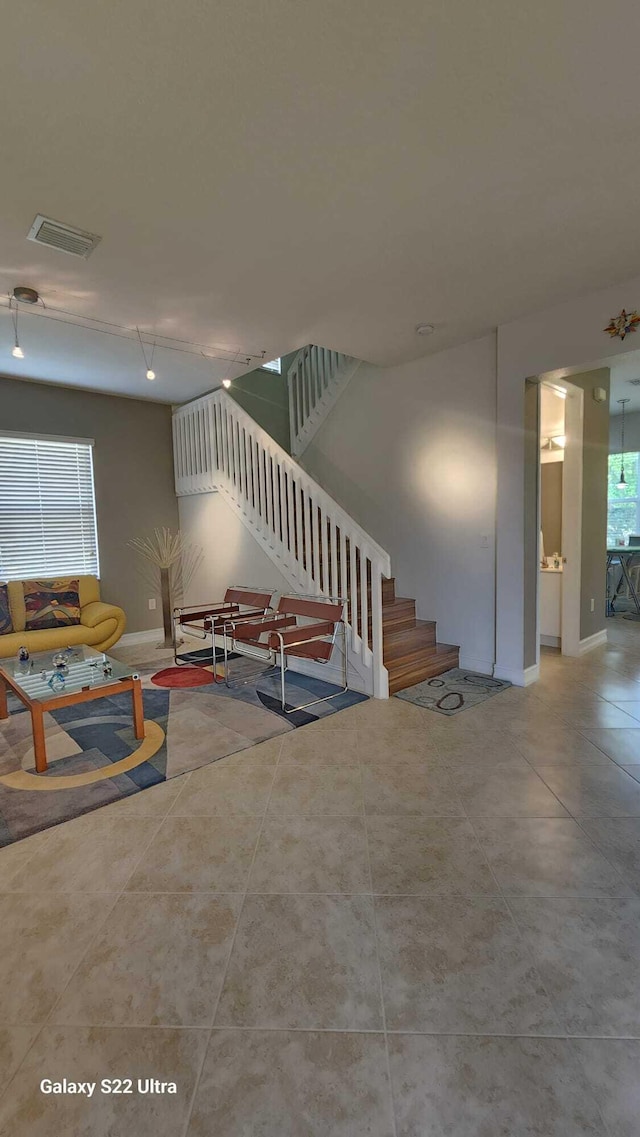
[173,385,458,697]
[288,345,360,457]
[381,577,459,695]
[318,538,459,696]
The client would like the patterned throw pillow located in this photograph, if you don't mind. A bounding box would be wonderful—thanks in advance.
[0,583,12,635]
[23,578,81,630]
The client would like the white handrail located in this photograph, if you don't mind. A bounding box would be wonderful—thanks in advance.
[173,389,390,696]
[288,345,360,457]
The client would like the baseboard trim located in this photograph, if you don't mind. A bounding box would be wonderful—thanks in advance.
[540,635,560,648]
[493,663,540,687]
[458,655,495,677]
[579,629,608,655]
[119,628,164,646]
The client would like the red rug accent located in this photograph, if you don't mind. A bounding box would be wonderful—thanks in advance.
[151,666,215,688]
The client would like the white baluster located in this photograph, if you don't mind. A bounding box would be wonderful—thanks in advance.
[311,492,321,588]
[349,537,359,654]
[360,547,369,655]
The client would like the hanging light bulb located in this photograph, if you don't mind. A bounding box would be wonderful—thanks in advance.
[10,300,24,359]
[222,378,231,389]
[136,328,156,382]
[618,398,630,489]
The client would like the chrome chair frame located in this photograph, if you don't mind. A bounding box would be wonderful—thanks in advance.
[172,587,274,674]
[221,595,348,712]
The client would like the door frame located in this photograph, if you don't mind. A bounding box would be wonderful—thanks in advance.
[560,382,584,655]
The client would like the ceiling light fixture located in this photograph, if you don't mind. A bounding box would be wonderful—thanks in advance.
[136,327,156,380]
[9,300,24,359]
[12,286,40,305]
[617,398,630,488]
[415,323,435,336]
[551,435,566,448]
[222,378,231,389]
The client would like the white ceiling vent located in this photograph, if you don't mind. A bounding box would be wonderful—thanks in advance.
[26,215,102,259]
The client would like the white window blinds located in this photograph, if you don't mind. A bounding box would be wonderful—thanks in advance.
[0,433,100,579]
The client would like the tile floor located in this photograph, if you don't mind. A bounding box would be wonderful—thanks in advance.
[3,625,640,1132]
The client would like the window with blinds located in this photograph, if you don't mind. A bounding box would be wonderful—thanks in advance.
[0,433,100,579]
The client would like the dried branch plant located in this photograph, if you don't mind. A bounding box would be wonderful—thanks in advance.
[127,528,203,603]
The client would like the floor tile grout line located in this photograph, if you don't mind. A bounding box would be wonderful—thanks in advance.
[569,815,640,893]
[179,1025,212,1137]
[3,888,635,899]
[362,800,398,1137]
[460,814,508,902]
[179,745,281,1137]
[5,1021,640,1039]
[39,807,170,1030]
[0,811,169,1114]
[179,749,282,1137]
[497,886,568,1038]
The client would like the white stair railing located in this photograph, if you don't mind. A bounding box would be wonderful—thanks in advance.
[173,390,390,697]
[288,345,360,457]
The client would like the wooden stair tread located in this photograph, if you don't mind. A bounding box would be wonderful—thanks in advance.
[387,641,459,695]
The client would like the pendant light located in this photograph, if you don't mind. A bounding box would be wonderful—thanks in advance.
[136,327,156,380]
[10,300,24,359]
[618,398,630,488]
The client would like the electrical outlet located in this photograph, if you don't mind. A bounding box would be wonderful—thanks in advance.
[590,598,595,612]
[148,598,157,611]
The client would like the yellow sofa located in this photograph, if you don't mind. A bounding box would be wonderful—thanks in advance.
[0,575,126,659]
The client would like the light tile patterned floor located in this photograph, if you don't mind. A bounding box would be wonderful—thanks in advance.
[4,623,640,1132]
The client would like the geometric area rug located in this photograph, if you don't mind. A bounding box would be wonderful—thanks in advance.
[0,657,366,847]
[395,668,512,716]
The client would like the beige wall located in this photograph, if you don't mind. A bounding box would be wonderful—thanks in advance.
[540,462,563,557]
[0,375,178,632]
[570,368,610,640]
[300,335,498,674]
[177,491,291,603]
[523,380,540,670]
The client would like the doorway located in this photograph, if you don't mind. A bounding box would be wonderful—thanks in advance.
[533,378,585,659]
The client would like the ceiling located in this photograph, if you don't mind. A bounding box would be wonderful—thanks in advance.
[2,1,640,404]
[609,349,640,415]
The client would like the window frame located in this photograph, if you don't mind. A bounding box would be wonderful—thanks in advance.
[607,450,640,546]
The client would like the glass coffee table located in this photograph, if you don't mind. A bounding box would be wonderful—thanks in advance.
[0,645,143,774]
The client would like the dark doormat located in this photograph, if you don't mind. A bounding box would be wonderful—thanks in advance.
[395,668,512,715]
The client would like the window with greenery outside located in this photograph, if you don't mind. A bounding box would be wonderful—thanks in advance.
[608,452,640,546]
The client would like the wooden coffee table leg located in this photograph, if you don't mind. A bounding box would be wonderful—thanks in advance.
[31,704,47,773]
[0,676,7,720]
[132,679,145,740]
